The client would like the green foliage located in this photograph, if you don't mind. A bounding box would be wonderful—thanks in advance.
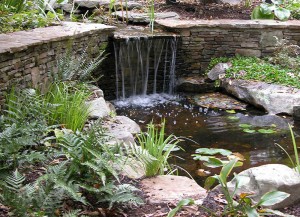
[0,0,27,13]
[0,88,49,171]
[221,56,300,89]
[251,0,291,21]
[51,47,106,83]
[267,38,300,70]
[135,121,181,177]
[167,198,194,217]
[204,159,291,217]
[276,124,300,173]
[44,82,91,131]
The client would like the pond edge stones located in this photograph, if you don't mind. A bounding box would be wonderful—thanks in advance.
[225,164,300,209]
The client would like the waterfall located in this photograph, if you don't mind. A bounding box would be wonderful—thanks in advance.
[114,37,178,99]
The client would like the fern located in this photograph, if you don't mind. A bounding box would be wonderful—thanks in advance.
[50,47,106,83]
[99,184,143,209]
[0,170,36,216]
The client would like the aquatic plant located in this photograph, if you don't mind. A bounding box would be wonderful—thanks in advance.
[275,124,300,173]
[135,120,181,177]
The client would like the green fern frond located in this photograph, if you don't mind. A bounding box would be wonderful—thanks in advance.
[4,169,25,191]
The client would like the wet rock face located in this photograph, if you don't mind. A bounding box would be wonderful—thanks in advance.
[225,164,300,209]
[176,76,215,93]
[221,78,300,115]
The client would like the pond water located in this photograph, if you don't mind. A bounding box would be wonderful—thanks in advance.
[113,93,300,184]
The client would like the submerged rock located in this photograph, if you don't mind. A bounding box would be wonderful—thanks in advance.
[141,175,207,204]
[221,79,300,115]
[236,114,290,129]
[193,92,248,110]
[176,76,215,93]
[225,164,300,209]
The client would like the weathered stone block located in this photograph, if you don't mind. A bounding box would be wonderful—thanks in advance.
[235,49,261,57]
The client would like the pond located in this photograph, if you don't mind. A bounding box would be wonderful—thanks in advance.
[113,93,300,184]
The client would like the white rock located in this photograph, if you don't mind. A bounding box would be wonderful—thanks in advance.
[221,79,300,115]
[226,164,300,209]
[86,97,111,119]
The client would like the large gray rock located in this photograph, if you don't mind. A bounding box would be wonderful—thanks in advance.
[226,164,300,209]
[236,114,290,129]
[103,116,140,144]
[207,63,231,81]
[176,76,215,93]
[221,79,300,115]
[113,11,180,23]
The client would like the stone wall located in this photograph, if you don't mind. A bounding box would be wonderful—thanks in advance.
[156,19,300,76]
[0,22,115,108]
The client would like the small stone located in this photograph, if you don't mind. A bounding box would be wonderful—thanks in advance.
[207,62,231,81]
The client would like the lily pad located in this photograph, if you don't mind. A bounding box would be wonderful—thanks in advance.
[228,116,239,120]
[239,124,253,128]
[195,148,232,156]
[226,110,236,114]
[258,129,276,134]
[243,129,256,133]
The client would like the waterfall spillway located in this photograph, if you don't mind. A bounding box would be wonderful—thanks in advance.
[114,37,178,99]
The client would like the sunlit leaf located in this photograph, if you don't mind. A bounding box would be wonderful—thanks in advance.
[226,110,236,114]
[257,191,290,207]
[167,198,195,217]
[274,7,291,21]
[203,157,224,168]
[228,116,239,120]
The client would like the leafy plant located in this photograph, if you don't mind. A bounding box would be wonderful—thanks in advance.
[251,0,291,21]
[204,159,291,217]
[44,82,91,131]
[51,46,106,83]
[135,120,181,177]
[167,198,195,217]
[0,0,27,13]
[275,124,300,173]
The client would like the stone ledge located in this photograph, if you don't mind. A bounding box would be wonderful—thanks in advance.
[0,22,116,54]
[156,19,300,30]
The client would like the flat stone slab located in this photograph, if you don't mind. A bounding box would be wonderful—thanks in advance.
[141,175,207,204]
[74,0,142,10]
[0,22,115,54]
[176,76,215,93]
[113,11,180,23]
[221,79,300,115]
[193,92,248,110]
[156,19,300,29]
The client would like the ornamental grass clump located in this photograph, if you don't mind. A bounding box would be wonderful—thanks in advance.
[44,82,91,132]
[135,120,181,177]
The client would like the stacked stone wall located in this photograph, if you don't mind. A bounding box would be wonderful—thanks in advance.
[156,20,300,76]
[0,22,115,108]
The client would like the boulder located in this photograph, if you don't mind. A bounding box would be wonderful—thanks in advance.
[221,79,300,115]
[293,106,300,121]
[176,76,215,93]
[103,115,140,144]
[113,11,180,23]
[236,113,290,129]
[226,164,300,209]
[207,63,231,81]
[141,175,207,204]
[86,97,111,119]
